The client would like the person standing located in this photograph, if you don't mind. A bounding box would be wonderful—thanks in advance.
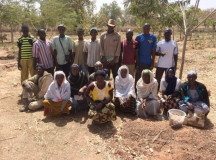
[52,24,73,77]
[83,27,101,75]
[135,23,157,89]
[73,28,88,76]
[100,19,121,81]
[17,25,36,85]
[155,28,178,90]
[32,29,54,75]
[120,29,138,77]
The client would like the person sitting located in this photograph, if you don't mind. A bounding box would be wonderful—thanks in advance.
[68,64,89,112]
[19,64,53,112]
[114,65,136,115]
[135,69,160,118]
[179,71,210,115]
[43,71,72,116]
[85,70,116,124]
[88,61,109,84]
[160,67,181,112]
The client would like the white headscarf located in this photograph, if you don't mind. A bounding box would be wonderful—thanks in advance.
[136,69,158,99]
[44,71,71,102]
[114,65,136,102]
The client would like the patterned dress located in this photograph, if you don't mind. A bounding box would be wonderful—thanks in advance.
[85,81,116,124]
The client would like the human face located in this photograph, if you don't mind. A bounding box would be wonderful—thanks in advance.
[187,74,197,85]
[121,68,127,78]
[56,74,64,86]
[22,28,29,37]
[107,25,115,33]
[77,31,84,40]
[142,73,150,84]
[58,27,66,35]
[38,30,46,40]
[96,75,105,85]
[143,26,150,35]
[36,67,44,77]
[95,64,103,72]
[91,30,97,39]
[71,67,79,76]
[164,31,172,41]
[126,31,133,41]
[167,69,174,78]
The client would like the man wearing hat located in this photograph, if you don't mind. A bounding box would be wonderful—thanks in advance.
[83,27,101,75]
[52,24,73,77]
[100,19,121,81]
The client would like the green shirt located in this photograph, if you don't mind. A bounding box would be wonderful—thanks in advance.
[52,35,73,65]
[17,36,36,59]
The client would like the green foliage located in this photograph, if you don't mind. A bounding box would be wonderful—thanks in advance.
[207,55,216,60]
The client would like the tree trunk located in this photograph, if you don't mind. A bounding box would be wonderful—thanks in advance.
[180,31,181,40]
[179,33,188,79]
[10,25,14,43]
[213,24,215,39]
[0,23,3,44]
[173,26,174,40]
[189,33,193,40]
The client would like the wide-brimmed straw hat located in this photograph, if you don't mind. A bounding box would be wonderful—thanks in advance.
[106,19,116,27]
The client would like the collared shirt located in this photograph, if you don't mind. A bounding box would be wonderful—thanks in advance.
[74,39,86,65]
[83,39,101,67]
[17,35,36,59]
[156,39,178,68]
[100,31,121,63]
[135,33,157,64]
[121,39,138,65]
[32,39,53,69]
[52,35,73,65]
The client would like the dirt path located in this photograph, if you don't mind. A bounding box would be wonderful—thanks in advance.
[0,44,216,160]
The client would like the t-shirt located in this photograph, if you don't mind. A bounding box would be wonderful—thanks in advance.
[85,81,113,102]
[135,33,157,64]
[17,36,36,59]
[52,35,73,65]
[156,39,178,68]
[121,40,138,65]
[83,39,101,67]
[74,40,86,65]
[32,39,53,69]
[160,78,181,92]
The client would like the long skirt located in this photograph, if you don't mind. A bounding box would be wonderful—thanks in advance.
[136,100,160,118]
[179,100,209,114]
[160,97,180,110]
[43,99,72,116]
[88,102,116,124]
[114,97,136,115]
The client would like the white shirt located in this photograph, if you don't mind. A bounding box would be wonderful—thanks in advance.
[156,39,178,68]
[160,78,181,92]
[83,39,101,67]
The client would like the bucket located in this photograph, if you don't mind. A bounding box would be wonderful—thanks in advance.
[168,109,186,128]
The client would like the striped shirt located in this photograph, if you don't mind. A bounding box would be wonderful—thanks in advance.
[32,39,53,69]
[17,36,36,59]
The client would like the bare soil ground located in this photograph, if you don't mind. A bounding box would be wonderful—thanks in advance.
[0,35,216,160]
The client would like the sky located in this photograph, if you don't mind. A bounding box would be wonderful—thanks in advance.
[95,0,216,12]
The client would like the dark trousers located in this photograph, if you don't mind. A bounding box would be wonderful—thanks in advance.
[56,63,71,77]
[135,63,151,92]
[155,67,168,90]
[88,67,95,75]
[45,67,54,76]
[103,63,119,81]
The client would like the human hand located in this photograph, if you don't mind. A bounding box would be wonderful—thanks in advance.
[126,96,131,106]
[18,63,22,70]
[141,102,146,111]
[95,103,103,110]
[109,60,115,66]
[150,63,154,70]
[78,88,84,96]
[120,99,126,108]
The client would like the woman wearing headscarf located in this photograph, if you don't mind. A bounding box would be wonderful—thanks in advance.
[85,70,116,124]
[179,71,210,115]
[160,67,181,112]
[67,64,89,112]
[88,61,109,84]
[42,71,72,116]
[136,69,160,118]
[114,65,136,115]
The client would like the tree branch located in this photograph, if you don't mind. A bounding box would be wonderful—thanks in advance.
[190,9,216,33]
[187,0,200,30]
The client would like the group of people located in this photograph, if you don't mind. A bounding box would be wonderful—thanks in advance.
[17,19,210,124]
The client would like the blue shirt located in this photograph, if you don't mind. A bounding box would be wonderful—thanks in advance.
[135,33,157,64]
